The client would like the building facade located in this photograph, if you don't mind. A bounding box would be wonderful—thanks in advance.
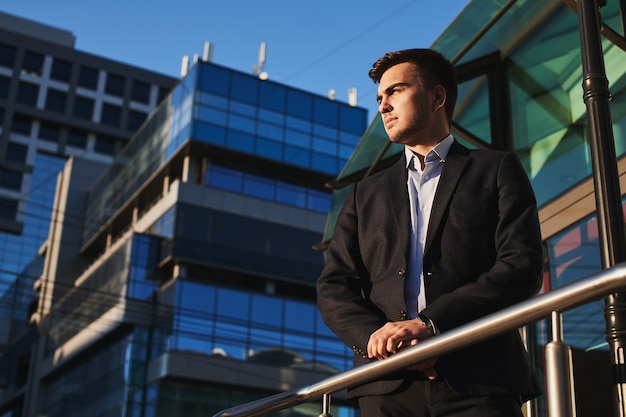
[0,11,178,392]
[0,12,368,417]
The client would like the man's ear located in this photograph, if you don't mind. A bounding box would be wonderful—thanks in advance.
[433,85,446,110]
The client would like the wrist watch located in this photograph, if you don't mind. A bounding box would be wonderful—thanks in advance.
[417,313,437,335]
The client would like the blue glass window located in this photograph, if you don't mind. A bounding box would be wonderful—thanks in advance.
[194,122,226,146]
[286,89,312,119]
[230,100,256,117]
[308,189,331,213]
[226,130,254,153]
[313,123,337,140]
[314,97,338,127]
[284,145,310,167]
[230,73,258,104]
[207,166,243,192]
[286,115,311,132]
[255,138,283,160]
[312,152,337,175]
[285,129,310,148]
[257,121,283,141]
[197,91,228,108]
[258,108,284,125]
[244,176,274,200]
[276,183,306,208]
[200,65,230,95]
[227,113,255,134]
[259,82,286,112]
[313,137,337,156]
[340,105,366,133]
[196,105,227,125]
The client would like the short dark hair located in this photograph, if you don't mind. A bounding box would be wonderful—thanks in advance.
[368,48,458,123]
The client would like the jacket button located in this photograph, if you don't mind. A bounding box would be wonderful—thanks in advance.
[398,268,406,276]
[400,310,409,320]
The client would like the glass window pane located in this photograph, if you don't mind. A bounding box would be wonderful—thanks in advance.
[259,82,286,112]
[11,114,32,136]
[0,197,18,220]
[67,129,88,148]
[38,121,61,142]
[287,89,312,119]
[16,82,39,105]
[22,50,44,76]
[255,138,282,160]
[0,75,10,99]
[95,136,116,155]
[230,73,257,104]
[226,130,254,153]
[6,142,28,163]
[339,105,366,133]
[200,65,230,95]
[105,73,125,96]
[44,89,67,113]
[314,97,338,127]
[50,58,72,82]
[101,103,122,127]
[0,168,23,191]
[78,66,99,89]
[244,176,274,199]
[73,96,94,120]
[128,110,147,131]
[207,166,243,192]
[131,80,150,103]
[0,43,16,68]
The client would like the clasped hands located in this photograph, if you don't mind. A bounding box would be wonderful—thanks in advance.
[367,318,438,380]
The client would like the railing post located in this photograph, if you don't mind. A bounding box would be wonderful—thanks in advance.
[545,311,576,417]
[318,393,333,417]
[576,1,626,417]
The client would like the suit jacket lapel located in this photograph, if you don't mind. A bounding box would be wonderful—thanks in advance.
[424,141,470,255]
[382,153,411,259]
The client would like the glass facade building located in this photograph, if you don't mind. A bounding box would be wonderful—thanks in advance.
[0,13,367,415]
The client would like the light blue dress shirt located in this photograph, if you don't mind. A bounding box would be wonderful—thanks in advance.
[404,135,454,319]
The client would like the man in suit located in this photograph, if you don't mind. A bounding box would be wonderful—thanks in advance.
[316,49,544,417]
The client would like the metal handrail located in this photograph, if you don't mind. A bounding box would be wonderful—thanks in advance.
[212,263,626,417]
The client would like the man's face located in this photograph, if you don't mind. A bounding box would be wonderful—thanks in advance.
[376,62,434,146]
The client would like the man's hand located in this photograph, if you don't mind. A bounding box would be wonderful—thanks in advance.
[367,318,438,380]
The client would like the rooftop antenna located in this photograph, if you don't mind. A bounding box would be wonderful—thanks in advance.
[180,55,189,77]
[253,41,269,80]
[348,87,357,107]
[203,41,213,62]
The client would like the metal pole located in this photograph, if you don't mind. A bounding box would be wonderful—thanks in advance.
[576,1,626,416]
[545,311,576,417]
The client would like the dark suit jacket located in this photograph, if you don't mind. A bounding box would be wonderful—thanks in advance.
[316,140,543,400]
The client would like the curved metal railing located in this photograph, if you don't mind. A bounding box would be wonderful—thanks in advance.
[212,263,626,417]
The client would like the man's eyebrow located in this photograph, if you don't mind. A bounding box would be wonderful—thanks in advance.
[377,82,410,102]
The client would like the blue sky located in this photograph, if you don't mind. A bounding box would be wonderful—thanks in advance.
[3,0,469,120]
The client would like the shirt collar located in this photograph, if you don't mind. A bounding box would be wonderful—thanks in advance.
[404,134,454,169]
